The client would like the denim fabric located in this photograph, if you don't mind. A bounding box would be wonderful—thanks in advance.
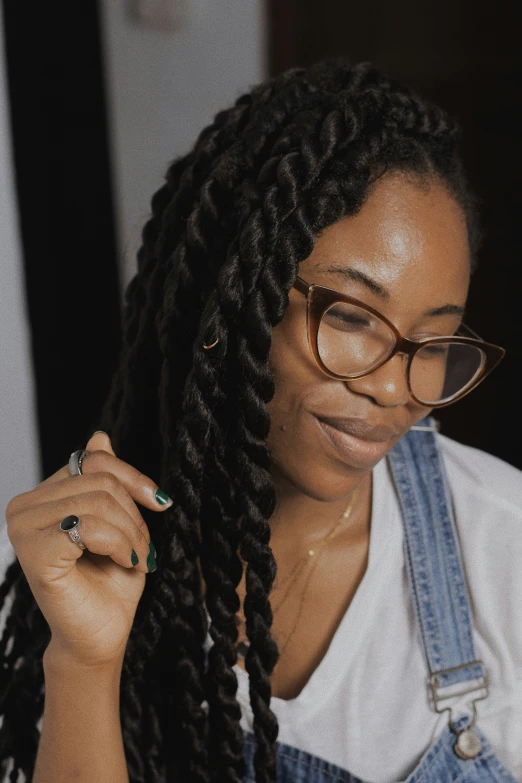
[242,720,517,783]
[241,416,519,782]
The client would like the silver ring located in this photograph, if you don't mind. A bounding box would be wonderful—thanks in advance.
[59,514,87,550]
[69,449,89,476]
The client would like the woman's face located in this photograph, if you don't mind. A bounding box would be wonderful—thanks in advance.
[266,171,471,500]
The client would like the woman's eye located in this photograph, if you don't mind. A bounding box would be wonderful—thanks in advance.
[421,344,449,357]
[326,309,370,329]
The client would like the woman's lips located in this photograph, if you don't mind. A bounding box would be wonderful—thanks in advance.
[317,416,399,441]
[314,415,398,469]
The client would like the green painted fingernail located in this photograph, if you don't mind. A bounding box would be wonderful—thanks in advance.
[155,488,172,506]
[131,549,139,566]
[149,540,157,559]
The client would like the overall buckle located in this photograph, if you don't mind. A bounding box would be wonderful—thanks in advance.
[428,660,488,760]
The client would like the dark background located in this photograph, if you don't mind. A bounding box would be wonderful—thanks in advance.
[3,1,521,475]
[2,3,122,480]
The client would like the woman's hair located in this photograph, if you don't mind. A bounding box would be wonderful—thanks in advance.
[0,57,480,783]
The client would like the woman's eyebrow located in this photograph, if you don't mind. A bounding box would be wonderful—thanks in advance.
[313,264,466,318]
[315,264,390,299]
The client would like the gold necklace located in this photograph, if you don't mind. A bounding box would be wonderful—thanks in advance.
[271,486,360,613]
[235,485,361,659]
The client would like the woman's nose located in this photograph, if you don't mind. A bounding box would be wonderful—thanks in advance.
[345,353,411,407]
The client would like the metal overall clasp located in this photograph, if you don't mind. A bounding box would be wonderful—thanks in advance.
[428,660,489,760]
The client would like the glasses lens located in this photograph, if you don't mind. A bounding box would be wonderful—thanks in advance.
[317,302,395,376]
[410,342,486,405]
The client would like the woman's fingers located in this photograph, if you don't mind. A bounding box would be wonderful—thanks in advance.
[13,432,173,533]
[5,429,172,576]
[7,491,152,575]
[3,431,164,667]
[40,513,149,576]
[11,471,152,542]
[37,430,114,488]
[79,448,173,512]
[40,513,150,576]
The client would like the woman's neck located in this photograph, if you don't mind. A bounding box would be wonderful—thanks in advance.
[267,467,373,556]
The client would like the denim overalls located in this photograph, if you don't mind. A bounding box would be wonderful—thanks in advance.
[241,416,519,782]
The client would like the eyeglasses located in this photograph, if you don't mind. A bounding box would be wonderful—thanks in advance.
[292,276,506,408]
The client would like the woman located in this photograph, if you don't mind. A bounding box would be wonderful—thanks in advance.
[1,57,520,783]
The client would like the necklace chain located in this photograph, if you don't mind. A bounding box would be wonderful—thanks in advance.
[270,488,359,613]
[236,484,361,658]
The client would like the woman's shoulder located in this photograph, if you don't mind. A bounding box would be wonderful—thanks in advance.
[435,430,522,519]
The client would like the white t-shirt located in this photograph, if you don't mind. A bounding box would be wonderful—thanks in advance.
[228,433,522,782]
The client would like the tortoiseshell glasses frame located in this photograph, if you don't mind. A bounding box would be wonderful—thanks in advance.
[292,275,506,408]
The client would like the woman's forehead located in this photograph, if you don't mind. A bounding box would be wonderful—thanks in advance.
[300,172,471,311]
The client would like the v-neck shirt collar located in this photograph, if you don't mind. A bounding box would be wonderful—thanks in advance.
[233,454,395,720]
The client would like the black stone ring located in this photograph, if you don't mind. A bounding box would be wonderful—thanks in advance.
[59,514,87,550]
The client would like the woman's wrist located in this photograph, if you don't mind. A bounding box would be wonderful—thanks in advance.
[35,640,128,783]
[43,637,126,676]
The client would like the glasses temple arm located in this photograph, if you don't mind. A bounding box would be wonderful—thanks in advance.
[459,322,484,341]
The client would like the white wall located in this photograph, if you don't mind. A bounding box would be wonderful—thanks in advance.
[98,0,267,298]
[0,3,40,582]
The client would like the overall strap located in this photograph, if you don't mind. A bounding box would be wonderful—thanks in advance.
[386,416,488,722]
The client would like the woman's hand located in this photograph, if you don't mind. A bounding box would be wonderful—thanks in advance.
[4,431,172,668]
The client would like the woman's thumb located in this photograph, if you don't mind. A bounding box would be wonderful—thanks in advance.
[86,429,116,456]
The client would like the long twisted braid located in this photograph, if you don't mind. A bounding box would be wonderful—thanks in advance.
[98,73,313,781]
[0,57,481,783]
[112,70,335,783]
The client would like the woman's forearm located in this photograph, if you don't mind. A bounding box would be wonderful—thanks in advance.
[33,644,129,783]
